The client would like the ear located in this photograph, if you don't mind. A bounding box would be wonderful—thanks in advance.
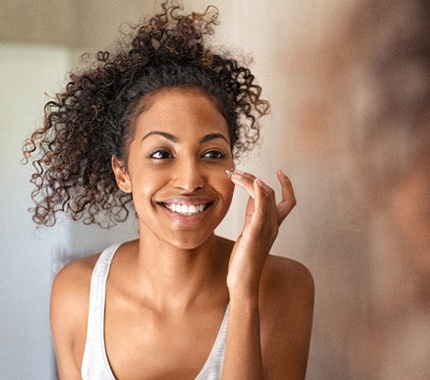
[111,155,132,193]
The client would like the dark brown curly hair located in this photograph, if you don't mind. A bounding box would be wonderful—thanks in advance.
[22,2,269,227]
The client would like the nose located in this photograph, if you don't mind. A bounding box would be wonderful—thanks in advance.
[171,157,205,192]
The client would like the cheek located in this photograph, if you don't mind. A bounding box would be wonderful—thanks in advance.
[128,169,166,201]
[214,171,235,203]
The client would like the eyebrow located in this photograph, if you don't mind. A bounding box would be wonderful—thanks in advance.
[199,133,230,145]
[141,131,230,145]
[141,131,178,143]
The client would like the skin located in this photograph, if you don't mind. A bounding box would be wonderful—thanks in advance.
[50,87,314,379]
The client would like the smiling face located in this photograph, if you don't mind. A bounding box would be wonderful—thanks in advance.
[112,87,235,250]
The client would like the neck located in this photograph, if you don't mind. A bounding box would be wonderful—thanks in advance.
[128,227,229,312]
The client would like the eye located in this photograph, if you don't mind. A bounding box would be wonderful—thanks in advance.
[149,149,173,159]
[202,150,226,159]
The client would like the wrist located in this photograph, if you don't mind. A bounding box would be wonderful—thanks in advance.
[228,282,260,306]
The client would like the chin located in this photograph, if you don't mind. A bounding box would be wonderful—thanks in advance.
[167,232,215,251]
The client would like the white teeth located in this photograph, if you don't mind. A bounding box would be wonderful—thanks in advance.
[164,203,207,215]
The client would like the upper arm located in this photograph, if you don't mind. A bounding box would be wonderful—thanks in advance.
[260,257,315,379]
[50,257,96,379]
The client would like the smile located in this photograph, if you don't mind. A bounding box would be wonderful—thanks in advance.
[162,203,210,216]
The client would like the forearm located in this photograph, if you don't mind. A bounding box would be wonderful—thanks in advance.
[222,169,297,379]
[222,293,264,380]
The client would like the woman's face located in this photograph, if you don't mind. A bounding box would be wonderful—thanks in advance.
[114,88,235,250]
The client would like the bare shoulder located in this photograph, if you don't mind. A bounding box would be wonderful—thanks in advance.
[259,255,314,378]
[51,253,100,304]
[260,254,314,305]
[51,252,101,330]
[50,253,100,375]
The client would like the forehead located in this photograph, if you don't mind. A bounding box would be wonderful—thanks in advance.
[133,88,229,140]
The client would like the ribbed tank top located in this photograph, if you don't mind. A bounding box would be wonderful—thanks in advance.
[81,243,229,379]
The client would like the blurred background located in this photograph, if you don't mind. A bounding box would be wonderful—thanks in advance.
[1,0,429,378]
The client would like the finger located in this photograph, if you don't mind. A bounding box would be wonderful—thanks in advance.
[253,177,276,215]
[276,170,296,224]
[230,170,257,198]
[230,170,279,226]
[231,170,279,218]
[254,175,276,197]
[231,170,277,197]
[231,169,259,184]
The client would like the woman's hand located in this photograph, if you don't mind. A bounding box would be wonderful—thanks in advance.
[227,169,296,298]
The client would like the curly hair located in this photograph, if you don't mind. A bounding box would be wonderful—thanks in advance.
[22,2,269,227]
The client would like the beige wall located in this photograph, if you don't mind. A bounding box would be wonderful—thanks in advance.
[0,0,149,47]
[0,0,78,46]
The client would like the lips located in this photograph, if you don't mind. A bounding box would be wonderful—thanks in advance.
[157,195,214,218]
[162,202,210,216]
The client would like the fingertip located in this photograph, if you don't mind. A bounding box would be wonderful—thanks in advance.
[254,177,264,188]
[277,169,291,183]
[231,170,244,181]
[277,169,290,179]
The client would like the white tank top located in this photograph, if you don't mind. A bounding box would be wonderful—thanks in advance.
[81,243,230,379]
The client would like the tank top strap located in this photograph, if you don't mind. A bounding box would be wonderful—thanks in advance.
[81,243,121,379]
[195,304,230,379]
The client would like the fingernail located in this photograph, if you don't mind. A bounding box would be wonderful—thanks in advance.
[280,169,287,176]
[226,170,233,179]
[231,170,243,179]
[234,169,244,175]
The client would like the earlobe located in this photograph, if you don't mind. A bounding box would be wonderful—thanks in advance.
[111,156,132,193]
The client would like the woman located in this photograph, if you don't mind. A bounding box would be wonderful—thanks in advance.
[24,3,314,379]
